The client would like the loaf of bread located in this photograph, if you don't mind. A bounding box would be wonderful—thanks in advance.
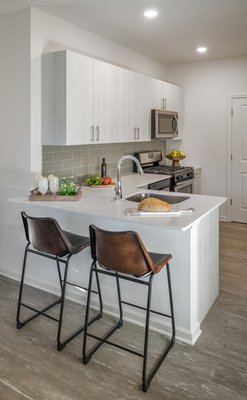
[138,197,171,212]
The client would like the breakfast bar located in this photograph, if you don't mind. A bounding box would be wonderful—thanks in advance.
[9,173,226,345]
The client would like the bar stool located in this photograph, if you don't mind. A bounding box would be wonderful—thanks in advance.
[17,212,103,351]
[83,224,175,392]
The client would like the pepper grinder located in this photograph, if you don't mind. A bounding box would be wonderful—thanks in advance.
[101,158,107,178]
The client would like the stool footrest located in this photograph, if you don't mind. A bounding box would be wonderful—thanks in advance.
[17,299,61,327]
[57,309,103,351]
[86,331,143,358]
[83,319,123,364]
[121,300,173,318]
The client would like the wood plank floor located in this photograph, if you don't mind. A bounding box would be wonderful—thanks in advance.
[0,221,247,399]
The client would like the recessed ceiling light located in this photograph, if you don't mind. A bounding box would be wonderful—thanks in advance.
[197,47,208,53]
[144,9,159,18]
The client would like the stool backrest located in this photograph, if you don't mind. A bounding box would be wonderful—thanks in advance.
[21,211,70,257]
[89,224,155,277]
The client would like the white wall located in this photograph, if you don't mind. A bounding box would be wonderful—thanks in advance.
[0,9,32,280]
[0,9,31,193]
[0,6,169,281]
[166,57,247,218]
[30,7,168,80]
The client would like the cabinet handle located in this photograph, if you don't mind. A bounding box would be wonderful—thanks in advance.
[91,126,94,142]
[137,127,140,140]
[161,98,167,109]
[96,126,99,141]
[133,127,136,140]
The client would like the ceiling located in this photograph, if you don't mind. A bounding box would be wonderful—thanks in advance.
[1,0,247,64]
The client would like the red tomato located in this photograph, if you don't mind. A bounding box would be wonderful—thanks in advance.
[102,177,112,185]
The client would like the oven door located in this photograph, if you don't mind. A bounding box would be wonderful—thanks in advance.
[148,178,171,191]
[174,178,194,194]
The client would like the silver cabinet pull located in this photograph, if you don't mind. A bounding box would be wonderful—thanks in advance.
[133,127,137,140]
[137,127,140,140]
[96,126,99,141]
[91,126,94,141]
[161,98,167,109]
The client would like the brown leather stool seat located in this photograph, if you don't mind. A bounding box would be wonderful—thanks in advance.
[17,212,103,350]
[83,224,175,392]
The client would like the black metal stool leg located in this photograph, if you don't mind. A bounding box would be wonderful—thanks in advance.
[83,266,124,364]
[56,258,64,295]
[16,244,29,329]
[116,273,123,327]
[95,266,103,318]
[166,263,176,343]
[142,274,153,392]
[57,255,71,351]
[142,264,176,392]
[17,247,62,329]
[83,261,95,363]
[57,260,104,351]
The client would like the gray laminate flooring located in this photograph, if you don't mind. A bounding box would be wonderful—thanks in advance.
[0,221,247,400]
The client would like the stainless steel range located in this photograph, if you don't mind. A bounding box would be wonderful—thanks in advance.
[134,151,194,193]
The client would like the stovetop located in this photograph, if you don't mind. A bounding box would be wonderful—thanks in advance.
[133,150,194,181]
[144,165,193,176]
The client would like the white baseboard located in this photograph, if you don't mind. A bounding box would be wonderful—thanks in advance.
[219,215,230,221]
[0,268,199,345]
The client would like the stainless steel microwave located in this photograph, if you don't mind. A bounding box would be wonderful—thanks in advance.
[151,109,178,139]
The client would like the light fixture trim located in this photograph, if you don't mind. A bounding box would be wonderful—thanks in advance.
[197,46,208,53]
[144,9,159,18]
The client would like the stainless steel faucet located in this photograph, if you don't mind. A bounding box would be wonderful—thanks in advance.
[114,155,144,200]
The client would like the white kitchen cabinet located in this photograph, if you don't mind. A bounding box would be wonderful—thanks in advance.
[42,50,94,145]
[42,51,150,145]
[42,50,183,145]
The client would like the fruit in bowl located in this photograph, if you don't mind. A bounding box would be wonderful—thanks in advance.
[166,151,186,167]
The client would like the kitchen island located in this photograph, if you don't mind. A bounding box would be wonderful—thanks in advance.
[9,174,226,345]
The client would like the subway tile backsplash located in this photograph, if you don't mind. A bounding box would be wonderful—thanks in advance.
[42,141,166,181]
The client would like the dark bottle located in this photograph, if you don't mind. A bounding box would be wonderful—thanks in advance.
[101,158,107,178]
[59,177,68,195]
[68,176,76,195]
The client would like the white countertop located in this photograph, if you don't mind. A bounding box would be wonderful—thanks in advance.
[9,173,226,232]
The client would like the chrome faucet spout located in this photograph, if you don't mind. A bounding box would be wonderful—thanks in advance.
[114,155,144,200]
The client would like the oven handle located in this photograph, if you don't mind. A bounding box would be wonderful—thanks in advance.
[175,178,194,187]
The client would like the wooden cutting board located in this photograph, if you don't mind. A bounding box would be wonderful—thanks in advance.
[125,208,194,216]
[29,188,83,201]
[90,183,115,188]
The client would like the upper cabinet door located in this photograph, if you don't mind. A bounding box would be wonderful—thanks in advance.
[148,77,171,110]
[93,59,116,144]
[133,72,150,141]
[114,66,133,143]
[42,50,94,145]
[66,51,94,145]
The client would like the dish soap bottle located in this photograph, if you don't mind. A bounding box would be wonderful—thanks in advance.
[68,176,76,195]
[101,158,107,178]
[60,177,68,195]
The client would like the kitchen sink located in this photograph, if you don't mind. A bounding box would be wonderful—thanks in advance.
[125,192,190,204]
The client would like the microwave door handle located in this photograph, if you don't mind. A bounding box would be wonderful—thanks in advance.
[172,115,178,135]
